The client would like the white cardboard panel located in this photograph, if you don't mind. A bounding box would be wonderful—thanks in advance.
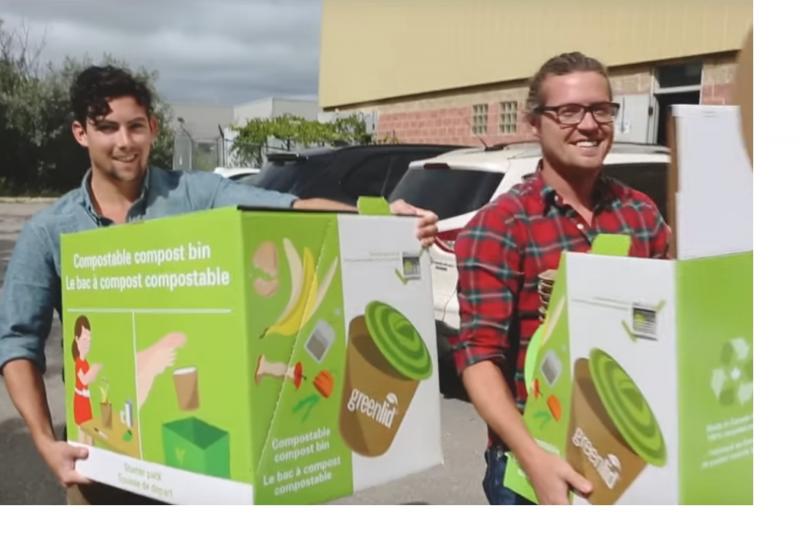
[565,254,679,503]
[673,105,753,259]
[73,442,253,504]
[336,215,443,492]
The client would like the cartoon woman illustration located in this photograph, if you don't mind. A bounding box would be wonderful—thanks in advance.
[72,315,102,444]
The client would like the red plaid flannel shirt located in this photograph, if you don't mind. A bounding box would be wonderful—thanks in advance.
[453,170,671,447]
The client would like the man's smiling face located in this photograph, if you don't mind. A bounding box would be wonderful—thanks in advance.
[531,71,614,180]
[72,95,157,184]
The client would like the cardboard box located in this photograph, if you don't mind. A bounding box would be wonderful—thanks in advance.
[61,206,442,504]
[504,105,753,504]
[504,243,752,504]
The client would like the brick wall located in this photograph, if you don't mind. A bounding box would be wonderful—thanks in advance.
[378,107,475,145]
[379,104,536,146]
[368,86,533,147]
[701,56,737,105]
[610,65,652,95]
[349,54,739,145]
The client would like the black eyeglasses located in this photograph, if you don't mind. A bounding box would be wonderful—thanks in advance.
[534,102,620,125]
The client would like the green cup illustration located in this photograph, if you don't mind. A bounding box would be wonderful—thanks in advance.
[566,349,666,504]
[340,301,432,456]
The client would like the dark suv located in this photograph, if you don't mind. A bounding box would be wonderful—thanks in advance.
[239,144,465,205]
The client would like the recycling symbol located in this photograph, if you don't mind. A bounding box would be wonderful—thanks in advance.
[710,338,753,406]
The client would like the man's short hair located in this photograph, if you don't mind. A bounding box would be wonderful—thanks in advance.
[525,52,612,122]
[70,65,153,126]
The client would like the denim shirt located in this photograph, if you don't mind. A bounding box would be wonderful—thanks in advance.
[0,166,296,373]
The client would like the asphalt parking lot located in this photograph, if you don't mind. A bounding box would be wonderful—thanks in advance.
[0,200,487,505]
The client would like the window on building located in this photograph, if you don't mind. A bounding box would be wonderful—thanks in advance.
[472,103,488,135]
[656,61,703,88]
[651,60,702,145]
[499,101,518,134]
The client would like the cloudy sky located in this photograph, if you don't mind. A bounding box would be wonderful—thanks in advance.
[0,0,322,105]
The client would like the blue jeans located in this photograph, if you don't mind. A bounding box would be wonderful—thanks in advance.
[482,446,536,505]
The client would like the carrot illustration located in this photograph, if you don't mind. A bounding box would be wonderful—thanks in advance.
[313,370,334,398]
[546,394,562,422]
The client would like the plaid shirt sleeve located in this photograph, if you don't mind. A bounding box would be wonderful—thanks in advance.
[625,188,672,259]
[453,201,525,373]
[650,213,672,259]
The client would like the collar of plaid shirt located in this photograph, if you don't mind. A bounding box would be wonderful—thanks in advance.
[526,159,621,213]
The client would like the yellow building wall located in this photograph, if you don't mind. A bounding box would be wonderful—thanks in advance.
[319,0,752,108]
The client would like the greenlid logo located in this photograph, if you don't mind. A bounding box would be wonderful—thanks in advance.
[339,302,431,457]
[566,351,666,504]
[346,388,398,429]
[711,338,753,406]
[571,427,622,490]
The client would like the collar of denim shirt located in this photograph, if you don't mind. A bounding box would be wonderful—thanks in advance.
[78,167,152,225]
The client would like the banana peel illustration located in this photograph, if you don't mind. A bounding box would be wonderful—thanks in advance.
[260,238,337,338]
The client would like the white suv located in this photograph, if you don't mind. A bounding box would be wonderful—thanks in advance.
[213,166,259,181]
[389,142,670,394]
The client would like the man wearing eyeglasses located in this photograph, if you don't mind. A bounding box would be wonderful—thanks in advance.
[453,52,671,505]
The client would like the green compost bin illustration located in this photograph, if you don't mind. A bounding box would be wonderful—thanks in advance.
[162,417,231,479]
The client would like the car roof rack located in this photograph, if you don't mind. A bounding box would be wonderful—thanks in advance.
[266,152,309,162]
[485,140,539,151]
[486,140,668,154]
[610,142,670,154]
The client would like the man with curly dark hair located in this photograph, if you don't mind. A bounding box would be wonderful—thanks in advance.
[0,65,438,504]
[68,66,155,191]
[72,65,154,125]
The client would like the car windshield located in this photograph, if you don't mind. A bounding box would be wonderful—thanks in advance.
[604,162,669,219]
[239,160,311,192]
[389,166,504,220]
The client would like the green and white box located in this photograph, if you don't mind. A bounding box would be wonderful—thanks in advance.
[61,206,442,504]
[504,105,753,504]
[504,247,752,504]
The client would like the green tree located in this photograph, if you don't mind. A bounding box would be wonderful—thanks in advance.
[0,20,174,195]
[330,114,372,145]
[231,113,374,167]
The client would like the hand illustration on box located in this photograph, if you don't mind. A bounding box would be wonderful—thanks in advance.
[137,331,187,406]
